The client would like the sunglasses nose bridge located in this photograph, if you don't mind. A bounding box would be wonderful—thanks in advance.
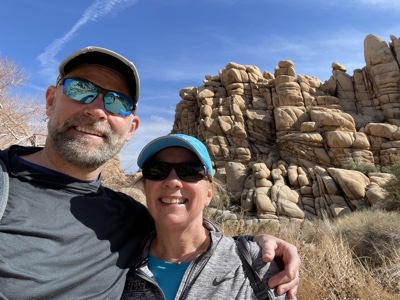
[81,91,110,119]
[162,167,185,186]
[94,88,117,113]
[165,167,179,180]
[90,91,106,106]
[93,87,106,102]
[90,86,112,112]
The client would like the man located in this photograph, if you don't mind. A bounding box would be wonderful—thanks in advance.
[0,46,299,299]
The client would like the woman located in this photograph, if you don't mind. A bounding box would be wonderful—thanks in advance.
[121,134,290,300]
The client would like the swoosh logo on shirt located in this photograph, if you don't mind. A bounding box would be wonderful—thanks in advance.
[212,268,240,286]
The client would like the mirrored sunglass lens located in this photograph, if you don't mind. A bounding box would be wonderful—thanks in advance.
[176,164,205,182]
[104,92,134,117]
[63,78,98,103]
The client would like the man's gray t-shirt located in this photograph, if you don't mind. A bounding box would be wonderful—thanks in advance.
[0,146,154,299]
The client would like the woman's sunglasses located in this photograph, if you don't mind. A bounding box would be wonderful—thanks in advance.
[142,161,207,182]
[59,77,136,117]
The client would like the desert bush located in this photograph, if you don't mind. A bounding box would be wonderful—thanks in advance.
[335,210,400,294]
[270,140,282,160]
[0,54,46,149]
[381,156,400,210]
[344,161,380,175]
[206,204,400,299]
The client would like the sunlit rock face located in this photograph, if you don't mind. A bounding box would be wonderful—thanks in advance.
[171,34,400,220]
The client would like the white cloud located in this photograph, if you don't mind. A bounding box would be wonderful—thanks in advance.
[302,0,400,9]
[36,0,139,80]
[358,0,400,8]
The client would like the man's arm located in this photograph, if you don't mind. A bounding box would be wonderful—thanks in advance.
[253,234,300,300]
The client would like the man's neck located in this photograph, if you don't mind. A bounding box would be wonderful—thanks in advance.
[20,147,103,182]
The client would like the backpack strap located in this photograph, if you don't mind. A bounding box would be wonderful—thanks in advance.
[0,158,10,222]
[236,236,271,300]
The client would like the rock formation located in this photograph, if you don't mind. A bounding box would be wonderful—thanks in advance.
[170,34,399,222]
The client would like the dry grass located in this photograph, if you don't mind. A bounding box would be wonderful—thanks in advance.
[206,209,400,300]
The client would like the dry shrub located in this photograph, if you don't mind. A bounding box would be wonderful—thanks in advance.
[0,55,47,149]
[276,212,400,300]
[207,208,400,299]
[206,177,400,299]
[335,210,400,295]
[295,222,382,299]
[102,159,147,205]
[214,217,280,237]
[381,155,400,211]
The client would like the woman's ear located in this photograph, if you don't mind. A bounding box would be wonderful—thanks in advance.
[205,181,214,206]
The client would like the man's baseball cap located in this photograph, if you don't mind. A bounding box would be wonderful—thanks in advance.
[138,134,214,178]
[58,46,140,104]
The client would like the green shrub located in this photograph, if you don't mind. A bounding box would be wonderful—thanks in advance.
[382,158,400,211]
[344,161,380,175]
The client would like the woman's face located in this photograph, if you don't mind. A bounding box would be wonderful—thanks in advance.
[144,147,213,230]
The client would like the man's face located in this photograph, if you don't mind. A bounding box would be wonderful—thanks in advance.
[45,65,139,170]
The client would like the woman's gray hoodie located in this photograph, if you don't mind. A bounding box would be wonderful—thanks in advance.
[121,220,288,300]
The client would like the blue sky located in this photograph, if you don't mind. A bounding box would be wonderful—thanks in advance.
[1,0,399,173]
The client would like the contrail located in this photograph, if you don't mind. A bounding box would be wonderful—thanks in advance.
[36,0,138,80]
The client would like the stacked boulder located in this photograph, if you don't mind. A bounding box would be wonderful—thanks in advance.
[171,34,400,221]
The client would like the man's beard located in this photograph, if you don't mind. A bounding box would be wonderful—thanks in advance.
[47,114,128,170]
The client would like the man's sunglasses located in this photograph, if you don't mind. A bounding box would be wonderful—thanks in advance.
[142,161,207,182]
[59,77,136,117]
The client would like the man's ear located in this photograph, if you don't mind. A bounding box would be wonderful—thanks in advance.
[126,116,140,142]
[45,86,56,116]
